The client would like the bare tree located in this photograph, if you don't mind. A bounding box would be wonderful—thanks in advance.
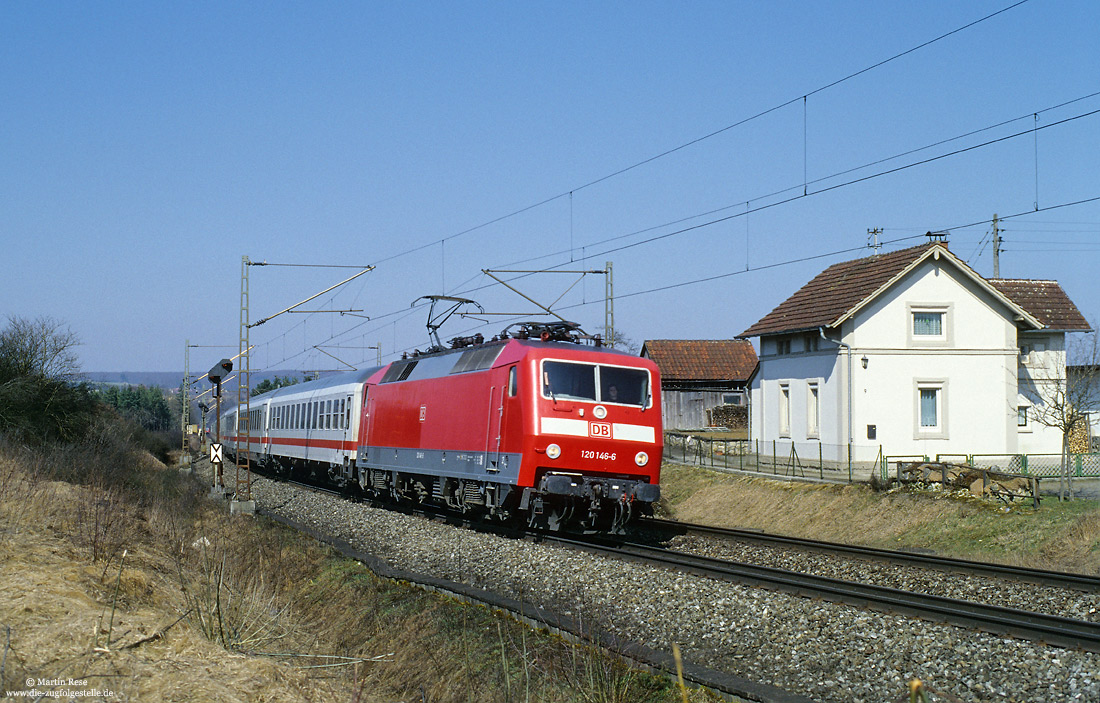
[1022,329,1100,499]
[0,316,94,443]
[0,315,81,381]
[601,326,640,355]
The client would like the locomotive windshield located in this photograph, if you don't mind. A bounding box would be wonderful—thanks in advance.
[541,361,649,406]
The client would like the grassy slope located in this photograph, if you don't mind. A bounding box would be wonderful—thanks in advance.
[0,444,710,703]
[659,462,1100,573]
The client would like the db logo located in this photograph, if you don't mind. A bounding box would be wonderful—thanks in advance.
[589,422,612,438]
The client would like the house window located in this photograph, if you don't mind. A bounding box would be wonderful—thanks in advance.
[807,383,820,438]
[914,380,948,438]
[803,334,819,353]
[779,383,791,437]
[776,338,791,355]
[913,312,943,336]
[919,388,938,428]
[722,393,742,406]
[1019,340,1046,365]
[1017,406,1029,427]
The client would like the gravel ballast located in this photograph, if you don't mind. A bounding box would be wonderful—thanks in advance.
[233,470,1099,703]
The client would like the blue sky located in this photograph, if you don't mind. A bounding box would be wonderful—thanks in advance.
[3,1,1098,374]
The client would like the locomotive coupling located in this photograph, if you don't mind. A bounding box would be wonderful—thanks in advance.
[538,473,659,503]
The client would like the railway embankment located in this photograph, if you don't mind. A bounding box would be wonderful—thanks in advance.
[658,462,1100,575]
[0,440,706,702]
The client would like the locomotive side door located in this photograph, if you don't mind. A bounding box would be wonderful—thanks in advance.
[487,365,518,474]
[484,384,502,473]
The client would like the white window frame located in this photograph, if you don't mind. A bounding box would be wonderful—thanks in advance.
[1017,404,1032,431]
[914,379,948,439]
[806,382,820,439]
[778,383,791,438]
[907,303,952,347]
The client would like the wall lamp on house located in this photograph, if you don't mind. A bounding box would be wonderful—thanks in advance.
[861,355,869,369]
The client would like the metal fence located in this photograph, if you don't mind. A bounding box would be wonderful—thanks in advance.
[941,452,1100,478]
[662,433,881,483]
[665,432,1100,484]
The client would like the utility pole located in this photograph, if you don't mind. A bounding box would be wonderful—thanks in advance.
[867,228,882,256]
[604,261,614,347]
[992,213,1002,279]
[181,340,190,468]
[234,255,254,511]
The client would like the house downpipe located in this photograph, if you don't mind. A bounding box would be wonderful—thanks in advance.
[820,327,853,451]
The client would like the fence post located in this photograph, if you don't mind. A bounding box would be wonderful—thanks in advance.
[819,442,823,480]
[773,440,777,475]
[1076,453,1082,477]
[847,443,852,483]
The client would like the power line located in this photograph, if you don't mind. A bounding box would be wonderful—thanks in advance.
[560,195,1100,310]
[361,0,1033,268]
[470,91,1100,276]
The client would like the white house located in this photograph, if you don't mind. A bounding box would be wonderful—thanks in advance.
[738,240,1090,461]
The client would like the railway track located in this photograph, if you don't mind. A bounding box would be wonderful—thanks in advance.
[638,517,1100,592]
[545,529,1100,654]
[276,474,1100,652]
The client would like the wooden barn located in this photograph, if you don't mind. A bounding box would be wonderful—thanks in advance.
[640,339,758,430]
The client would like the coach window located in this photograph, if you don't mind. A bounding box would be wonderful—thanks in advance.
[508,366,518,397]
[326,400,332,429]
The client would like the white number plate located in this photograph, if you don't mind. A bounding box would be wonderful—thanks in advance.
[581,450,617,461]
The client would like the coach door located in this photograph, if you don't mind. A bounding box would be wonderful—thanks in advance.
[343,394,352,450]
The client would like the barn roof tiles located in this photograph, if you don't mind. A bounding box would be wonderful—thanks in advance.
[641,339,758,381]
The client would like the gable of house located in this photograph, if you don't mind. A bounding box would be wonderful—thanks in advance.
[738,242,1041,339]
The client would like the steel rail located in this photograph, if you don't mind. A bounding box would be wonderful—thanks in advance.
[538,532,1100,653]
[641,517,1100,592]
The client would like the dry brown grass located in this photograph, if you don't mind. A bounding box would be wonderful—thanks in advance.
[1,439,715,702]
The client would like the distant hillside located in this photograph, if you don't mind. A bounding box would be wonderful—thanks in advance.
[83,371,312,389]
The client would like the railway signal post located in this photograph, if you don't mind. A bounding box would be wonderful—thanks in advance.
[207,359,232,497]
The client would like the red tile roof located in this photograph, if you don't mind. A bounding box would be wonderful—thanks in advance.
[987,279,1092,331]
[641,339,758,381]
[739,244,941,337]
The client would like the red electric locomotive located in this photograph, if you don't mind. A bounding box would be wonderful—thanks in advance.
[357,323,662,531]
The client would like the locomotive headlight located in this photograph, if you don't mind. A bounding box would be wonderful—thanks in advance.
[634,451,649,467]
[546,443,562,460]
